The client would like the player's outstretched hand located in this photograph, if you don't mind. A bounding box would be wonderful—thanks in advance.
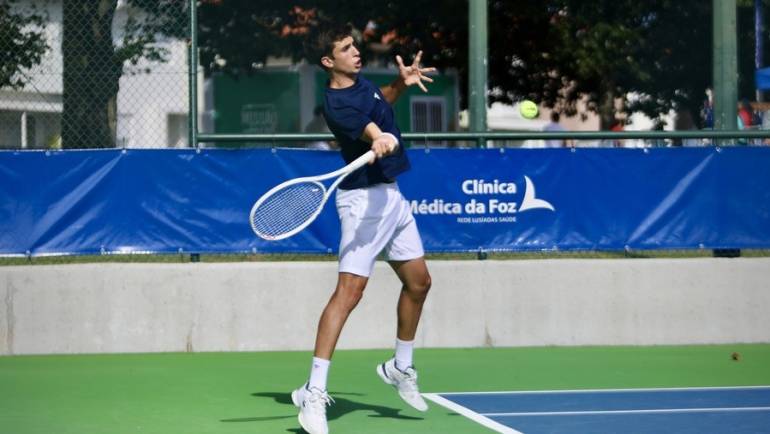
[396,51,436,93]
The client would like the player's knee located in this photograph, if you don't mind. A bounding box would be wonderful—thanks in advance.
[406,273,431,299]
[334,283,365,311]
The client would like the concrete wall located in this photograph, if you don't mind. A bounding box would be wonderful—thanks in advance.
[1,258,769,355]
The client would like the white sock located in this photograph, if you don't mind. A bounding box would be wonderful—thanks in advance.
[308,357,330,391]
[394,338,414,371]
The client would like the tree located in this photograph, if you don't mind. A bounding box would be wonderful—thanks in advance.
[197,0,387,76]
[15,1,750,148]
[197,1,713,128]
[197,1,768,131]
[621,2,711,126]
[0,0,48,90]
[61,0,186,148]
[541,1,712,129]
[385,0,761,129]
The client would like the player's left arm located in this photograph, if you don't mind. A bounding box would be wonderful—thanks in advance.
[380,50,436,104]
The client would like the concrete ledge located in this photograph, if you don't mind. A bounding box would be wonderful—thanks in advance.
[1,258,769,355]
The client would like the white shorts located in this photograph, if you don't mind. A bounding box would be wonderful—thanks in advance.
[336,182,424,277]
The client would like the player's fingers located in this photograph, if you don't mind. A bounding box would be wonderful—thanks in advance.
[420,67,437,73]
[421,75,434,83]
[372,141,384,157]
[395,55,405,69]
[417,81,428,93]
[413,50,423,66]
[383,141,396,156]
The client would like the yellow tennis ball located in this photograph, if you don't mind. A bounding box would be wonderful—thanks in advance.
[520,100,539,119]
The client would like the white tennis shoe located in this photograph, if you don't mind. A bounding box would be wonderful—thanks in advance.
[376,358,428,412]
[291,383,333,434]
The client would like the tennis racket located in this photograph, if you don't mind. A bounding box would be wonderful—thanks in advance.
[249,150,376,240]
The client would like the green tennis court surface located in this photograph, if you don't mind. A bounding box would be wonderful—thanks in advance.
[2,345,769,434]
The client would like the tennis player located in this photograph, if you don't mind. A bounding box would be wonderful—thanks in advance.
[291,25,436,434]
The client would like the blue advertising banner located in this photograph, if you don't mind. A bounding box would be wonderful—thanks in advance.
[1,147,769,256]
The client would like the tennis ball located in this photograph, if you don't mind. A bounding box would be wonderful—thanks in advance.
[520,100,539,119]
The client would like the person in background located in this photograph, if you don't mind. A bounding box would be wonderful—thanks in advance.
[701,97,714,129]
[673,110,701,147]
[542,111,572,148]
[738,99,755,129]
[609,120,624,148]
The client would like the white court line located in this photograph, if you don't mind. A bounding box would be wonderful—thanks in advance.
[423,393,524,434]
[482,406,770,417]
[434,385,770,396]
[425,386,770,433]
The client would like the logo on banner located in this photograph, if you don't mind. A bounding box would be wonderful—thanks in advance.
[410,176,554,224]
[519,176,555,212]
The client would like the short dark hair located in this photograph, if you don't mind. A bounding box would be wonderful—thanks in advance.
[550,111,561,122]
[307,23,353,70]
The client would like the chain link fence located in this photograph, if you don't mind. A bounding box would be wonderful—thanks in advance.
[3,1,770,152]
[0,0,189,150]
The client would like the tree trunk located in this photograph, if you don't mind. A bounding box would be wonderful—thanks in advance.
[598,84,617,131]
[62,0,120,148]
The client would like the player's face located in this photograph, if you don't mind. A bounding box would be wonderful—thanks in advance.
[329,36,361,74]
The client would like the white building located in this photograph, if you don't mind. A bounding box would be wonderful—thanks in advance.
[0,0,192,149]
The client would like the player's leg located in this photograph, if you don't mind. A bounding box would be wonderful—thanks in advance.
[293,272,368,434]
[385,188,431,358]
[376,188,430,412]
[375,257,431,411]
[314,272,369,362]
[391,257,431,345]
[293,186,382,434]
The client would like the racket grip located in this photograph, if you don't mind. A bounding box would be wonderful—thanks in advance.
[350,150,377,170]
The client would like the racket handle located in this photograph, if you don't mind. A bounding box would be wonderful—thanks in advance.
[348,150,377,172]
[348,133,397,172]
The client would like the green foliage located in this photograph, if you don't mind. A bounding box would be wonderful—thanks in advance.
[197,1,768,129]
[120,0,188,73]
[197,0,295,76]
[7,1,769,146]
[60,0,187,148]
[621,2,712,125]
[0,0,48,89]
[482,1,712,127]
[196,0,466,76]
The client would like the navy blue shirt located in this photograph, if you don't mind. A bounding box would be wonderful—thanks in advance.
[323,76,410,190]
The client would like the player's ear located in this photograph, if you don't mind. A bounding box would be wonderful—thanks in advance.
[321,56,334,69]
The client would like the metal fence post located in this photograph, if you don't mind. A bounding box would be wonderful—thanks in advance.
[188,0,199,149]
[713,0,738,137]
[469,0,488,148]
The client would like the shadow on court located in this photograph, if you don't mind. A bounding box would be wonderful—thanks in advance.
[220,391,423,429]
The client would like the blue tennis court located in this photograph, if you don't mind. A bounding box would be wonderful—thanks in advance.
[423,386,770,434]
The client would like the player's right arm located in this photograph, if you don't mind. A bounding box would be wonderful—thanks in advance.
[360,122,399,162]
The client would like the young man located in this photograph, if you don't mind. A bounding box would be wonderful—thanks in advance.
[291,26,435,434]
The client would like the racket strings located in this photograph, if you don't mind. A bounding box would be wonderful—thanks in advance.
[251,181,326,239]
